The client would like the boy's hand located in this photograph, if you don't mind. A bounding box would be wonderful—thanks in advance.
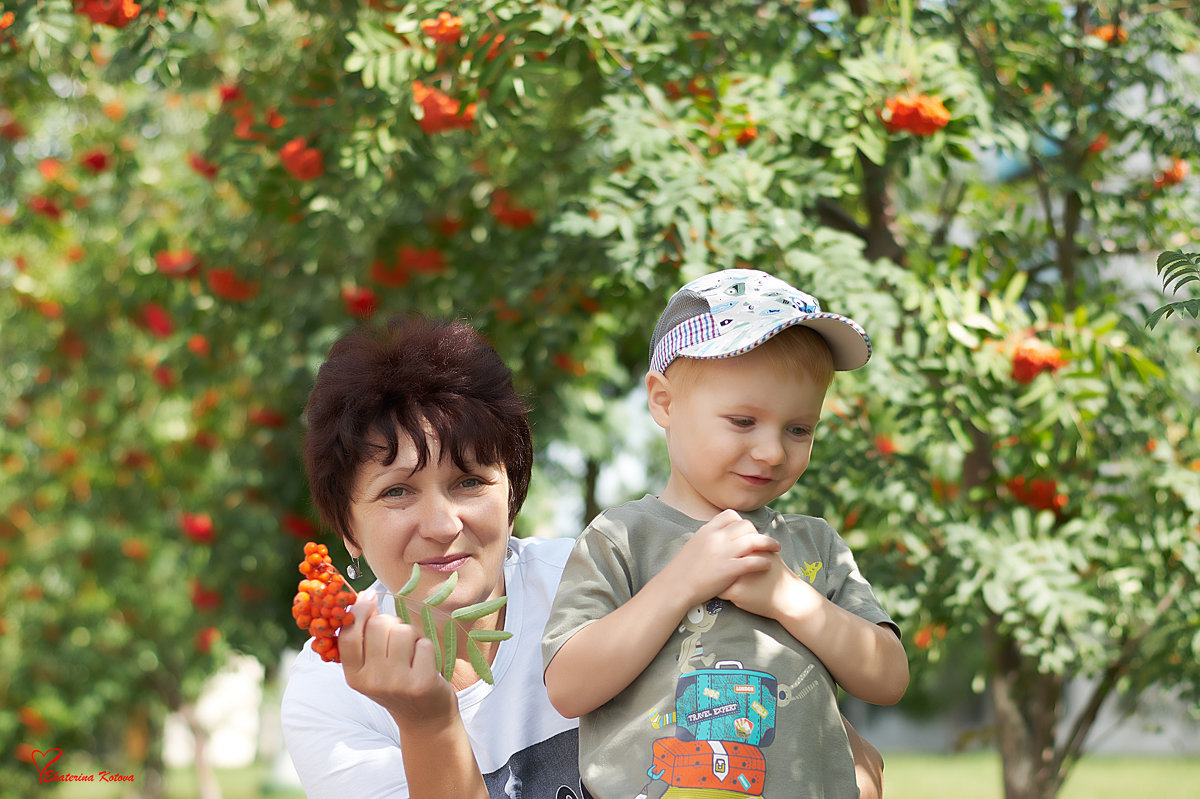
[663,509,781,608]
[719,551,821,621]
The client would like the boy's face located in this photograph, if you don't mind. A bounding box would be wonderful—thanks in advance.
[651,348,827,521]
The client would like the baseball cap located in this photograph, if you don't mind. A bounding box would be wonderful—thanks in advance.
[648,269,872,374]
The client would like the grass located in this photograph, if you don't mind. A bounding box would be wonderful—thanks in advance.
[56,753,1200,798]
[55,764,305,799]
[884,751,1200,799]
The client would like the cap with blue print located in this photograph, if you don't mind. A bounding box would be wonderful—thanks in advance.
[648,269,872,374]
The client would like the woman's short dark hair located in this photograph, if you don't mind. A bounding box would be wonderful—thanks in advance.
[303,315,533,547]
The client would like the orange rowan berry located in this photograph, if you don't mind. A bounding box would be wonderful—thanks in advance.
[291,542,358,662]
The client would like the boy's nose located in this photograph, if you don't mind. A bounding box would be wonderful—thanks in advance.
[750,434,785,466]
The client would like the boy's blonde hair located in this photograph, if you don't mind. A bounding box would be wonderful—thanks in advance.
[664,326,835,391]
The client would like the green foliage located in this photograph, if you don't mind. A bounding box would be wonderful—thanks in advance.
[391,567,511,684]
[792,264,1200,679]
[1148,250,1200,351]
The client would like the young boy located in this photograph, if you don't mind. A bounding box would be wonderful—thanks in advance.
[542,269,908,799]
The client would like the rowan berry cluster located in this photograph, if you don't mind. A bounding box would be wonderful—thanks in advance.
[1010,337,1067,384]
[879,93,951,136]
[292,542,357,662]
[420,11,463,45]
[1006,475,1068,513]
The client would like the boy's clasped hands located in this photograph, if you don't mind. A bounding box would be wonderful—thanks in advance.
[667,508,812,621]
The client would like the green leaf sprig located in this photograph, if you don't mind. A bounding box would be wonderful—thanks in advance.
[1148,250,1200,352]
[390,565,511,684]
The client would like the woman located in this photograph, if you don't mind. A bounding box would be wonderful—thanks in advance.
[281,315,884,798]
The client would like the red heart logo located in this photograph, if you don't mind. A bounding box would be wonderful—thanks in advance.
[31,748,62,776]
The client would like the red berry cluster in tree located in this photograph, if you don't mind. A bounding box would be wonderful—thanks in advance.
[1153,158,1189,191]
[1092,24,1128,46]
[1011,337,1067,384]
[74,0,141,28]
[412,80,476,134]
[1006,475,1068,513]
[420,11,463,46]
[292,542,357,663]
[879,93,951,136]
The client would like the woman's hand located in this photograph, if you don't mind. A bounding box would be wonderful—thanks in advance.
[338,590,459,726]
[337,589,490,798]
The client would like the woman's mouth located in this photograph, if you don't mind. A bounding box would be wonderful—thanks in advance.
[419,554,469,573]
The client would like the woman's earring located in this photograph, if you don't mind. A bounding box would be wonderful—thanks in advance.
[346,557,362,580]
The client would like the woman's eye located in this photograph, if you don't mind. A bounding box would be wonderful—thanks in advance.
[460,477,483,489]
[382,486,408,498]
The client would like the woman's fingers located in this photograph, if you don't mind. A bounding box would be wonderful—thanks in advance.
[338,589,377,670]
[340,592,435,686]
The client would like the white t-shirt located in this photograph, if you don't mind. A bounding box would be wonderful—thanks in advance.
[282,536,582,798]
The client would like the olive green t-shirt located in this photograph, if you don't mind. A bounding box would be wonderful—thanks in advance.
[542,495,897,799]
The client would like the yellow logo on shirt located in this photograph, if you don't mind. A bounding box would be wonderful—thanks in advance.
[801,561,822,583]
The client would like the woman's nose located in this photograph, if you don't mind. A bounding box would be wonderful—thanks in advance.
[415,492,463,541]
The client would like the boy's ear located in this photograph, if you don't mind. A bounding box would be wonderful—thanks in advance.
[645,371,672,429]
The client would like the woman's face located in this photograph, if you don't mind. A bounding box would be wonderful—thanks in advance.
[345,427,512,611]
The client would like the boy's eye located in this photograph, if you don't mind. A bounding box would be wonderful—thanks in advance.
[728,417,754,427]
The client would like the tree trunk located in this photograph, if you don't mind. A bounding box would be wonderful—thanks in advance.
[125,705,167,799]
[1057,188,1082,309]
[583,456,601,526]
[987,617,1066,799]
[860,156,906,266]
[181,702,224,799]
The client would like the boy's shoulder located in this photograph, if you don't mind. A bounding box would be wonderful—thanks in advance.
[589,494,690,533]
[587,498,841,539]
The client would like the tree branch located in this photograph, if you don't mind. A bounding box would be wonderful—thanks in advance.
[932,180,967,249]
[814,197,867,241]
[1051,574,1188,789]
